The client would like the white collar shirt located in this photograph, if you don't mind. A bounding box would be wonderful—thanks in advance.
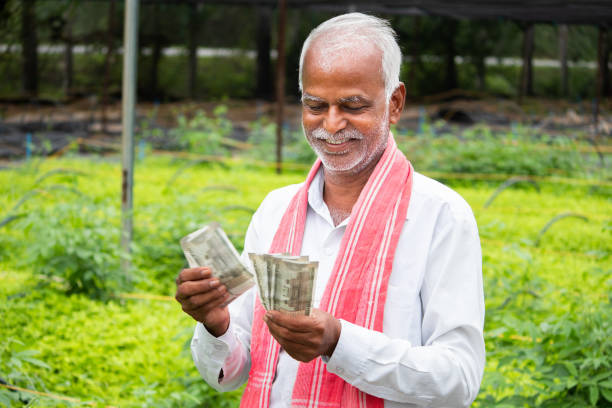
[191,168,485,407]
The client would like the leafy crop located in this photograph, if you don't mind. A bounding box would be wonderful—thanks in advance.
[0,338,50,406]
[21,202,134,300]
[395,123,605,179]
[0,150,609,407]
[485,301,612,407]
[171,106,233,156]
[247,118,317,164]
[483,176,540,208]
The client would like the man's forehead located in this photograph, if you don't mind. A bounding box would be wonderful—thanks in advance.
[306,39,380,68]
[302,37,384,91]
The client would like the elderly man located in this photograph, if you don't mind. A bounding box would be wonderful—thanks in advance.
[175,13,484,408]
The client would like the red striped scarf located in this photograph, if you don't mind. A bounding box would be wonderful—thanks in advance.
[241,134,413,408]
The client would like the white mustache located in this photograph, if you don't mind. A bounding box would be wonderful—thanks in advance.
[310,127,364,144]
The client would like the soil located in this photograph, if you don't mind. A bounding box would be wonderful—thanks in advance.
[0,96,609,160]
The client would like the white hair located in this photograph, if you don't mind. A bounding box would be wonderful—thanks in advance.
[298,12,402,101]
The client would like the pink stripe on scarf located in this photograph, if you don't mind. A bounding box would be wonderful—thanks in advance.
[241,134,413,408]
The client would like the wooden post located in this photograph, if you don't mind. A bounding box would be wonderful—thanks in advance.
[121,0,139,274]
[408,16,421,100]
[150,2,162,98]
[558,24,569,97]
[187,1,197,99]
[595,26,605,136]
[256,6,273,100]
[603,28,611,97]
[275,0,287,175]
[443,19,458,91]
[519,23,535,103]
[63,31,73,97]
[63,4,75,97]
[102,0,117,133]
[21,0,38,97]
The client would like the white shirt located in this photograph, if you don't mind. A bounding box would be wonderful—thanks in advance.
[191,169,485,407]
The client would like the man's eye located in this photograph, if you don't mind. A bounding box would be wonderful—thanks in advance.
[343,105,365,112]
[307,105,325,112]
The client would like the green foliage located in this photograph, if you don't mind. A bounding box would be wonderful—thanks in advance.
[22,202,133,300]
[396,123,598,178]
[485,73,517,97]
[488,302,612,407]
[0,275,242,407]
[247,118,317,164]
[171,106,233,156]
[0,155,609,406]
[0,1,603,100]
[0,338,50,406]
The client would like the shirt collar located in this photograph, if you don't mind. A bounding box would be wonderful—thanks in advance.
[307,167,350,228]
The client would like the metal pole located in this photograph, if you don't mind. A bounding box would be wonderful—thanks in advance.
[121,0,139,274]
[275,0,287,175]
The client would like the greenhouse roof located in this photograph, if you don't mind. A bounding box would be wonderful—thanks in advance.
[131,0,612,25]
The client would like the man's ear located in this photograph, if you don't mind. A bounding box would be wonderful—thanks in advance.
[389,82,406,125]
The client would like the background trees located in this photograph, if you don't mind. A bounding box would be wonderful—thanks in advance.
[0,0,606,102]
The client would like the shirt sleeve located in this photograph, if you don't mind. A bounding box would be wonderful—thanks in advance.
[325,204,485,407]
[190,218,262,391]
[191,313,250,391]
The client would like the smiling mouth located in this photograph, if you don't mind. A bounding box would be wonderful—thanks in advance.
[318,137,351,145]
[318,139,353,155]
[309,127,363,153]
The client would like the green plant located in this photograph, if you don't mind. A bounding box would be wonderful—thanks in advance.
[490,302,612,407]
[486,73,517,97]
[172,106,232,156]
[247,118,316,165]
[22,202,134,300]
[534,212,589,247]
[0,338,50,406]
[483,177,540,208]
[1,156,609,406]
[396,124,592,178]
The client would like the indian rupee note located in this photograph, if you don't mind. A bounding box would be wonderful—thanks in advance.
[180,223,255,305]
[264,254,277,310]
[249,253,270,310]
[271,258,317,315]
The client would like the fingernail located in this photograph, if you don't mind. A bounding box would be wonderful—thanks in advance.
[210,279,220,288]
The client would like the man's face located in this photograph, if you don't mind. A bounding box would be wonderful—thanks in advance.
[301,41,391,176]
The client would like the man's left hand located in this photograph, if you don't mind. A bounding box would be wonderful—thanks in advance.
[263,309,341,363]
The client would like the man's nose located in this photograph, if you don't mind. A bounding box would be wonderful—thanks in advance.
[323,106,347,134]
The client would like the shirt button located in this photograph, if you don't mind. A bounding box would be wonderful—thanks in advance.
[337,367,344,375]
[324,246,334,256]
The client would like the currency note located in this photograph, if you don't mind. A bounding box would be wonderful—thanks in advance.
[249,253,269,310]
[248,253,318,315]
[180,223,255,305]
[272,258,317,316]
[265,254,277,310]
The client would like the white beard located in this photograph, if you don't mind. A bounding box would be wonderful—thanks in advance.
[304,110,389,175]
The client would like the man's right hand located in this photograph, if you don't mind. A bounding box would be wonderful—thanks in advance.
[175,267,230,337]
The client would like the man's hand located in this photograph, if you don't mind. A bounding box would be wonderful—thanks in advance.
[263,309,341,362]
[175,267,230,337]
